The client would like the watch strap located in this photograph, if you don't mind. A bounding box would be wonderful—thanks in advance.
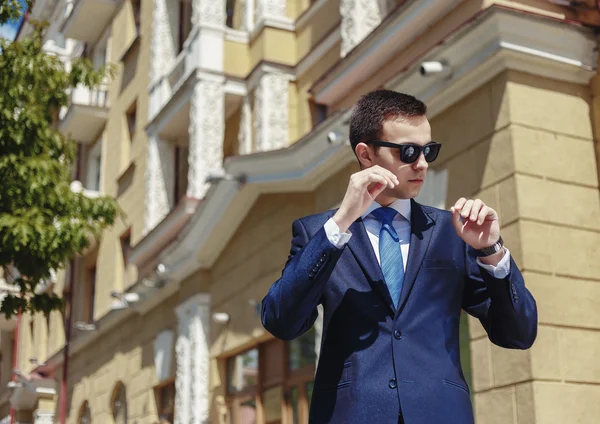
[475,236,504,257]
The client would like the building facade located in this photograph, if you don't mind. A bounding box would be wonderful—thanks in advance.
[2,0,600,423]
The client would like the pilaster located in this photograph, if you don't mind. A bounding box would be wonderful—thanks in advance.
[340,0,395,57]
[253,72,290,152]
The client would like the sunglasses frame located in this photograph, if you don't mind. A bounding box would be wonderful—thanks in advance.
[363,140,442,164]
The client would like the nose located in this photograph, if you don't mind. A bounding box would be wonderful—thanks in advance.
[413,152,428,171]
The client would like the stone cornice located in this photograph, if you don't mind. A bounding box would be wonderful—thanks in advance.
[387,7,597,118]
[311,0,464,105]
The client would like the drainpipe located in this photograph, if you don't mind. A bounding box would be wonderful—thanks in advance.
[59,260,76,424]
[9,313,21,424]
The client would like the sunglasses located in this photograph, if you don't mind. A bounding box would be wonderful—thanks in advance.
[364,140,442,164]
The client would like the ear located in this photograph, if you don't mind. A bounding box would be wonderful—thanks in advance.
[355,142,375,168]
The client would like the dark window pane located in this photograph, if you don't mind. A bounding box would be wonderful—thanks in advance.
[289,326,316,370]
[227,348,259,393]
[290,386,299,424]
[306,381,314,412]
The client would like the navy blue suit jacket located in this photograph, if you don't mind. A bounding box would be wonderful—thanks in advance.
[262,200,537,424]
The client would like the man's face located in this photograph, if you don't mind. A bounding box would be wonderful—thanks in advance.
[357,115,432,202]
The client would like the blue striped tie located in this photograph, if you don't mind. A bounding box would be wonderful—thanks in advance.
[371,207,404,308]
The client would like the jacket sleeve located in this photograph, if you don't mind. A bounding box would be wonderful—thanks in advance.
[261,218,345,341]
[462,244,538,349]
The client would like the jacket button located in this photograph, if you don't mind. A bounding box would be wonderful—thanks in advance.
[394,330,402,340]
[389,378,397,389]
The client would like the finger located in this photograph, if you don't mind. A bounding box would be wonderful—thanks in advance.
[469,199,483,222]
[369,170,396,189]
[370,166,399,186]
[477,205,489,225]
[364,174,388,191]
[453,197,467,211]
[460,199,474,219]
[368,182,387,199]
[451,207,464,235]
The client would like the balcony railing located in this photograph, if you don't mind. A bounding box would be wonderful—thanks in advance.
[149,27,207,122]
[60,84,109,144]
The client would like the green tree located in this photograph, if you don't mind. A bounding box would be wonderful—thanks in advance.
[0,1,120,317]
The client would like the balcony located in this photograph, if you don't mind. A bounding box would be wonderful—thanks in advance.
[60,85,108,144]
[62,0,118,44]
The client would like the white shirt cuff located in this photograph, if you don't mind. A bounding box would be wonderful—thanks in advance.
[324,218,352,249]
[476,248,511,279]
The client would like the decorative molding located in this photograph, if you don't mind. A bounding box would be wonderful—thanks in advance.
[386,8,597,118]
[158,109,353,280]
[314,0,462,105]
[187,78,226,199]
[192,0,226,29]
[151,0,177,81]
[33,410,55,424]
[174,294,211,424]
[255,0,286,23]
[144,136,175,235]
[340,0,395,58]
[225,28,250,43]
[253,72,289,152]
[238,97,253,154]
[154,330,175,382]
[296,27,341,78]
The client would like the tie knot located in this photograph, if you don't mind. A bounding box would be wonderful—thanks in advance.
[371,207,398,226]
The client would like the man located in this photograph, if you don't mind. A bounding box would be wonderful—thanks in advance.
[261,90,537,424]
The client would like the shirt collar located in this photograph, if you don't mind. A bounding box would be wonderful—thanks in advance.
[362,198,412,223]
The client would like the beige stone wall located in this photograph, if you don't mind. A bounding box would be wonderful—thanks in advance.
[65,294,179,423]
[432,70,600,423]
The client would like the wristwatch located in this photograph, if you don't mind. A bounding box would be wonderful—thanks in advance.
[475,236,504,257]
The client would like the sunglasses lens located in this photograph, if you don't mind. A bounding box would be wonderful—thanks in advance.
[424,144,440,162]
[401,145,420,163]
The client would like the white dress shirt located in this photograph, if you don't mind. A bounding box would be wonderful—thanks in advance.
[324,199,511,279]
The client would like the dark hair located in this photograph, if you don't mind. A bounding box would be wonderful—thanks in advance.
[349,89,427,152]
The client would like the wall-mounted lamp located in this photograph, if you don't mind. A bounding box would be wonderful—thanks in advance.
[109,291,140,311]
[419,60,453,78]
[205,169,246,185]
[73,322,96,331]
[327,131,349,145]
[7,381,23,389]
[212,312,230,324]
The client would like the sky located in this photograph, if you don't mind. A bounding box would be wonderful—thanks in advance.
[0,0,27,42]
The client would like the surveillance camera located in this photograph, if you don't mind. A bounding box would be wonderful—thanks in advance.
[327,131,338,144]
[156,263,167,276]
[419,61,452,77]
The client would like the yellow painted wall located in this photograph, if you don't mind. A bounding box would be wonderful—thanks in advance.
[296,0,340,61]
[250,27,297,69]
[224,39,251,78]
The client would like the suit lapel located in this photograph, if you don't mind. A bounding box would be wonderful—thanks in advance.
[346,218,395,314]
[396,200,437,315]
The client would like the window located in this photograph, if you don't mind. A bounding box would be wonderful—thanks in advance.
[78,401,91,424]
[126,101,137,142]
[174,145,189,206]
[178,0,193,52]
[120,229,132,287]
[85,267,96,323]
[226,0,235,28]
[111,382,128,424]
[226,335,317,424]
[132,0,141,36]
[86,139,103,192]
[155,380,175,423]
